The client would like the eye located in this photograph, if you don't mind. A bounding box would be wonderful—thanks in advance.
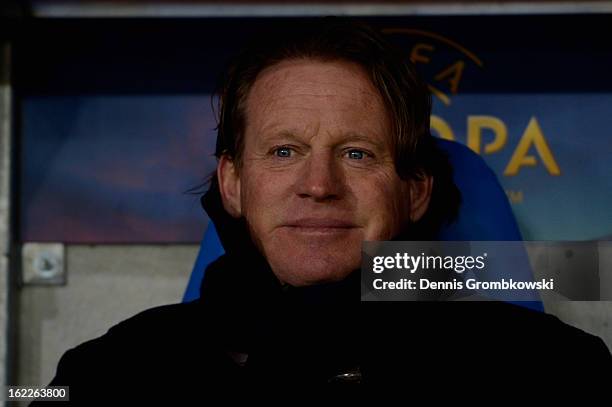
[345,149,369,160]
[274,147,292,158]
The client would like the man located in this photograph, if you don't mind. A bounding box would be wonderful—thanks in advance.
[37,18,610,403]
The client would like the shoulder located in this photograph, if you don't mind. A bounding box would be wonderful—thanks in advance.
[107,300,202,338]
[78,300,205,351]
[42,300,244,403]
[47,301,213,387]
[368,301,611,393]
[468,301,608,345]
[472,302,612,372]
[374,301,611,366]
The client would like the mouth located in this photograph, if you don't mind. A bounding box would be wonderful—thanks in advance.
[282,218,358,235]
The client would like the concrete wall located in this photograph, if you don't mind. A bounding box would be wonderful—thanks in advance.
[0,41,12,395]
[17,245,198,387]
[544,301,612,354]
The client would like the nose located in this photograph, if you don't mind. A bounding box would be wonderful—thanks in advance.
[296,151,344,201]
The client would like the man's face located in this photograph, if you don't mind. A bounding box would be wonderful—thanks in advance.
[218,59,431,286]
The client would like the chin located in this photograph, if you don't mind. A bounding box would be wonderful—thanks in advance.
[267,246,360,287]
[256,227,364,286]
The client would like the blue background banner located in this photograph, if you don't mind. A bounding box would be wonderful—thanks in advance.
[16,15,612,242]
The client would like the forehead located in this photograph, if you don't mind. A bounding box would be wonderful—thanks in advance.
[243,58,391,142]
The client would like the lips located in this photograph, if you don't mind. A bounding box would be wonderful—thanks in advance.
[282,218,357,235]
[285,217,356,228]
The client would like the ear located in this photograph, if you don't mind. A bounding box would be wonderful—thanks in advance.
[409,175,433,222]
[217,155,242,218]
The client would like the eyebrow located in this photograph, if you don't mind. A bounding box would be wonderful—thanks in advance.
[262,130,304,144]
[341,131,386,149]
[261,130,386,150]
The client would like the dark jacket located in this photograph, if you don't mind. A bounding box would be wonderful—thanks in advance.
[34,187,612,404]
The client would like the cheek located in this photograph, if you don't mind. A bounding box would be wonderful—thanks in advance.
[241,174,269,220]
[353,174,410,240]
[240,166,292,228]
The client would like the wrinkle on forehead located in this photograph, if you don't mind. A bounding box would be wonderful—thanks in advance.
[246,59,385,119]
[258,58,375,93]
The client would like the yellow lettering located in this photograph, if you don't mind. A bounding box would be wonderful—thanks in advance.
[504,117,561,176]
[434,61,465,94]
[428,85,451,106]
[430,115,455,141]
[410,43,435,64]
[467,116,507,154]
[505,189,524,204]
